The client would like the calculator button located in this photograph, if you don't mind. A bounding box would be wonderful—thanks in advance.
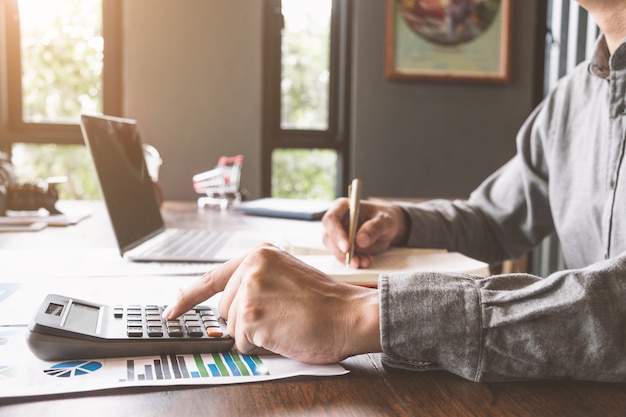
[127,327,143,337]
[184,320,202,328]
[187,327,204,337]
[113,307,124,318]
[147,327,164,337]
[203,320,220,328]
[167,327,184,337]
[127,320,143,327]
[127,313,142,320]
[146,320,162,328]
[145,314,161,321]
[166,320,182,327]
[206,327,223,337]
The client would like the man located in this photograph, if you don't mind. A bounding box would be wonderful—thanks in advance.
[164,0,626,382]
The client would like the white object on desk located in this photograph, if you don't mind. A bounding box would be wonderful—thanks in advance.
[298,248,490,287]
[0,221,47,232]
[233,198,332,220]
[0,209,91,229]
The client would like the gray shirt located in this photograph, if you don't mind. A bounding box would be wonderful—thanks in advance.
[379,36,626,382]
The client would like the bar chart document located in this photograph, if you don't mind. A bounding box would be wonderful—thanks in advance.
[0,328,348,399]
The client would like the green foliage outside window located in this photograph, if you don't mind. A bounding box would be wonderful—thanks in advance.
[19,0,102,122]
[280,0,331,130]
[272,149,336,200]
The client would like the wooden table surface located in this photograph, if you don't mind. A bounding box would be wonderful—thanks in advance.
[1,201,624,416]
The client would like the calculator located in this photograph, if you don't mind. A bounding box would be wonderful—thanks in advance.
[26,294,234,361]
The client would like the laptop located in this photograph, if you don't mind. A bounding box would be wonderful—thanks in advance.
[80,114,271,263]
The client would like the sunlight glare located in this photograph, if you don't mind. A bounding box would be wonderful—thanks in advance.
[281,0,332,32]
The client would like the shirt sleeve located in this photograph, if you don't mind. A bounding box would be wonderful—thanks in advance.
[396,103,555,265]
[379,254,626,382]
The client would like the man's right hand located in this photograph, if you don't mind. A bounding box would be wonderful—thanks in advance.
[321,198,410,269]
[163,243,382,364]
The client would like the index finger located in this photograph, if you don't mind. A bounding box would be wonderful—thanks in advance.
[162,255,244,319]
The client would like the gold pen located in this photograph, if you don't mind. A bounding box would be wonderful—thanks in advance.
[345,178,361,267]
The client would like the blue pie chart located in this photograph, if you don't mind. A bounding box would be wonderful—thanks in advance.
[44,360,103,378]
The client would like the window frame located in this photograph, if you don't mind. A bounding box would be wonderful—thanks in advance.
[261,0,351,197]
[0,0,122,150]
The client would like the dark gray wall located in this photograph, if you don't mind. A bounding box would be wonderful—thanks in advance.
[124,1,263,201]
[350,1,541,199]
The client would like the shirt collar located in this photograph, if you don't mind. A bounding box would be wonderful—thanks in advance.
[588,35,626,79]
[589,36,611,79]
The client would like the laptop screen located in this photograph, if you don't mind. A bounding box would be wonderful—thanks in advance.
[80,114,165,254]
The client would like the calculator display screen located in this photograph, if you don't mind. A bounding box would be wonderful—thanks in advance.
[63,302,100,333]
[45,302,64,316]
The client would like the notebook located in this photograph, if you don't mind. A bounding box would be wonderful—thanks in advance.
[80,114,270,263]
[297,248,490,287]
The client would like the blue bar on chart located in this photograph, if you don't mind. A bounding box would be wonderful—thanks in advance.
[120,352,268,383]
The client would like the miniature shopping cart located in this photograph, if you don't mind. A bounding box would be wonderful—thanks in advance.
[192,155,243,209]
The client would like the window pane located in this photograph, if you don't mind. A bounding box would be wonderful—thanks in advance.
[271,149,337,199]
[280,0,332,130]
[18,0,103,123]
[11,143,101,200]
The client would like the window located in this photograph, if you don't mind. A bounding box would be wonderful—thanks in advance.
[262,0,351,199]
[0,0,121,199]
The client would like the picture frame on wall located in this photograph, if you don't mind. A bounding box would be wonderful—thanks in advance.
[385,0,511,83]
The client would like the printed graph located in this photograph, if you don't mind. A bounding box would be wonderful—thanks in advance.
[44,360,103,378]
[121,351,269,382]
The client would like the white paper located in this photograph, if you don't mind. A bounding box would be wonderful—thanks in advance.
[0,248,215,280]
[0,327,348,399]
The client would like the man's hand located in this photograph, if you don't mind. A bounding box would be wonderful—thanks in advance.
[321,199,410,268]
[163,243,381,364]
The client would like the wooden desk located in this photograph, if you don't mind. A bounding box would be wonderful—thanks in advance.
[1,201,624,416]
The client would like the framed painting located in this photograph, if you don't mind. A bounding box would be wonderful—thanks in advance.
[385,0,511,83]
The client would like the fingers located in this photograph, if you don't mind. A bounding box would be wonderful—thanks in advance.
[354,204,406,254]
[323,198,402,267]
[162,251,249,320]
[223,245,301,354]
[221,246,358,363]
[351,253,373,269]
[354,210,395,253]
[321,198,380,264]
[166,243,380,363]
[321,198,351,258]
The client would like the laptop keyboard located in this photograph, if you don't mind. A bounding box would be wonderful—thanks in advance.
[135,229,230,259]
